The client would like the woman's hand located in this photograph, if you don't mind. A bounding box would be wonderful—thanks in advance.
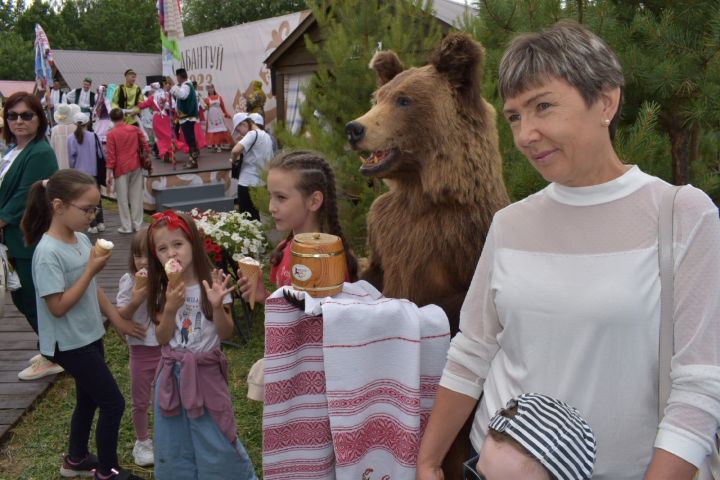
[86,247,111,276]
[236,267,269,305]
[202,269,234,309]
[416,465,444,480]
[164,280,185,314]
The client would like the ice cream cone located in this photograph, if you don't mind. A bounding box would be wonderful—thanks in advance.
[164,259,183,288]
[94,239,114,257]
[238,260,261,310]
[135,275,148,289]
[167,271,182,288]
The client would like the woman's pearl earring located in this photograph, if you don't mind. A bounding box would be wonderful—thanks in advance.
[602,119,611,127]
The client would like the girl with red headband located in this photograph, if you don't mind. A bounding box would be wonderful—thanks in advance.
[146,210,257,479]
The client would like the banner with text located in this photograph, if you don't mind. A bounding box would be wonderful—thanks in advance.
[176,11,306,128]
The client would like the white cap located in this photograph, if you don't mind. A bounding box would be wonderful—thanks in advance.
[247,358,264,402]
[249,112,264,126]
[232,112,250,131]
[73,112,89,125]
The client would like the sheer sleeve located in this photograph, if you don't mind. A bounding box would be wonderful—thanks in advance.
[439,221,503,399]
[655,186,720,468]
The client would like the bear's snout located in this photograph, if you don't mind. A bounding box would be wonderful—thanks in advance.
[345,121,366,147]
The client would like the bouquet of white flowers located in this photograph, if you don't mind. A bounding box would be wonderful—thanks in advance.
[188,208,267,270]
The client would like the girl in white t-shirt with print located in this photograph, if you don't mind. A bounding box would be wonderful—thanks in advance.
[146,210,257,480]
[115,228,158,468]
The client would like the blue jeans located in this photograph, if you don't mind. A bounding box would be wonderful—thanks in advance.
[153,363,257,480]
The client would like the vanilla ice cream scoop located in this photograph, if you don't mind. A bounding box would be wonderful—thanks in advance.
[95,239,114,256]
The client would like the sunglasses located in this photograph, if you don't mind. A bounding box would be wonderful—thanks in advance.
[7,111,36,122]
[68,203,100,216]
[463,455,486,480]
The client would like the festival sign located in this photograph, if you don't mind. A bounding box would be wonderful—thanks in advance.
[175,11,306,126]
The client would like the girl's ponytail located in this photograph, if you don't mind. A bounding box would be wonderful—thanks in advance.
[316,159,358,281]
[22,180,53,246]
[22,170,97,246]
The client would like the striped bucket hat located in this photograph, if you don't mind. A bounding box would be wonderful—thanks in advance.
[488,393,597,480]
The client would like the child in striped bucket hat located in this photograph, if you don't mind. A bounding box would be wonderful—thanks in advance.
[466,393,597,480]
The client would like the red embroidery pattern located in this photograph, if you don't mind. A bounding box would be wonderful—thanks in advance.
[327,380,421,416]
[265,370,326,405]
[265,316,323,355]
[264,454,336,479]
[263,418,333,453]
[332,414,422,466]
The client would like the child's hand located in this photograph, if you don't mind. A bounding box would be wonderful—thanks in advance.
[202,269,234,309]
[114,318,146,340]
[416,465,444,480]
[86,248,111,276]
[236,267,269,305]
[130,283,148,304]
[164,280,185,313]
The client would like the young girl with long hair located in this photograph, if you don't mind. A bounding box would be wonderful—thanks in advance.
[115,229,158,467]
[23,169,145,480]
[146,210,257,479]
[237,150,358,303]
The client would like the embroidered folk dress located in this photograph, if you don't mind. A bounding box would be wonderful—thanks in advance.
[441,166,720,479]
[204,95,233,146]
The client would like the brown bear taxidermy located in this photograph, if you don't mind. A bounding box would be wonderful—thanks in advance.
[346,32,510,335]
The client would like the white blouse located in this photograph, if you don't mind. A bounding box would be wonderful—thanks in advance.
[441,166,720,479]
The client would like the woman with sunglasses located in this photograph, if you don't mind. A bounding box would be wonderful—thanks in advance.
[0,91,60,380]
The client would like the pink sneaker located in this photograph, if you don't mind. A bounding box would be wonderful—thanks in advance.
[18,356,63,380]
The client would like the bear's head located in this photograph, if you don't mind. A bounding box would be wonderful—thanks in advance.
[346,32,501,203]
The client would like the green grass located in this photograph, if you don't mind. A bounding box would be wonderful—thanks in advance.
[0,310,266,480]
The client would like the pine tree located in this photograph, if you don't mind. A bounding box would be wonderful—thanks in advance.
[276,0,443,252]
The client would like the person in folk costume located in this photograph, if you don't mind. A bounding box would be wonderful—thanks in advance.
[138,78,185,165]
[190,81,208,153]
[140,84,159,159]
[66,77,96,130]
[203,83,233,153]
[170,69,201,169]
[244,80,266,118]
[42,83,66,128]
[111,69,145,126]
[92,85,113,144]
[50,103,80,170]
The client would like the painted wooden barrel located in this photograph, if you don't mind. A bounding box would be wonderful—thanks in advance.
[290,233,346,297]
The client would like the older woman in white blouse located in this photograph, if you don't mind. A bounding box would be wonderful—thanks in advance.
[417,21,720,480]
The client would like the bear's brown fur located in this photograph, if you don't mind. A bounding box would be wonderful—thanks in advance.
[347,32,509,334]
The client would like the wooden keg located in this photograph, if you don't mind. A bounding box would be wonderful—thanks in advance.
[290,233,346,297]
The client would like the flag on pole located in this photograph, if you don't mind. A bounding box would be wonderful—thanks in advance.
[34,24,54,89]
[158,0,184,76]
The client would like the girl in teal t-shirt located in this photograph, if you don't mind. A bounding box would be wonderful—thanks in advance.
[24,169,145,480]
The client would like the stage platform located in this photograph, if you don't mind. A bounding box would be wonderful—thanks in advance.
[103,147,237,211]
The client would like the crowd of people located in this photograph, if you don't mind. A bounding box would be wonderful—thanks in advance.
[0,20,717,480]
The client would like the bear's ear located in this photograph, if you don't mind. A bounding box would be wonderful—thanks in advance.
[429,32,485,112]
[369,50,405,86]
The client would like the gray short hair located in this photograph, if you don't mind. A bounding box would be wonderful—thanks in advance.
[498,21,624,139]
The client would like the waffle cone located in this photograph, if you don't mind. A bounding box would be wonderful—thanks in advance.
[167,271,182,288]
[94,245,111,257]
[134,275,148,289]
[238,261,260,310]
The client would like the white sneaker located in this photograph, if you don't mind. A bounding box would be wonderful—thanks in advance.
[18,356,63,380]
[87,226,99,234]
[28,353,42,364]
[96,223,106,232]
[132,439,154,466]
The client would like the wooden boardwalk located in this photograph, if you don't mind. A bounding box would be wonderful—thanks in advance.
[0,210,135,440]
